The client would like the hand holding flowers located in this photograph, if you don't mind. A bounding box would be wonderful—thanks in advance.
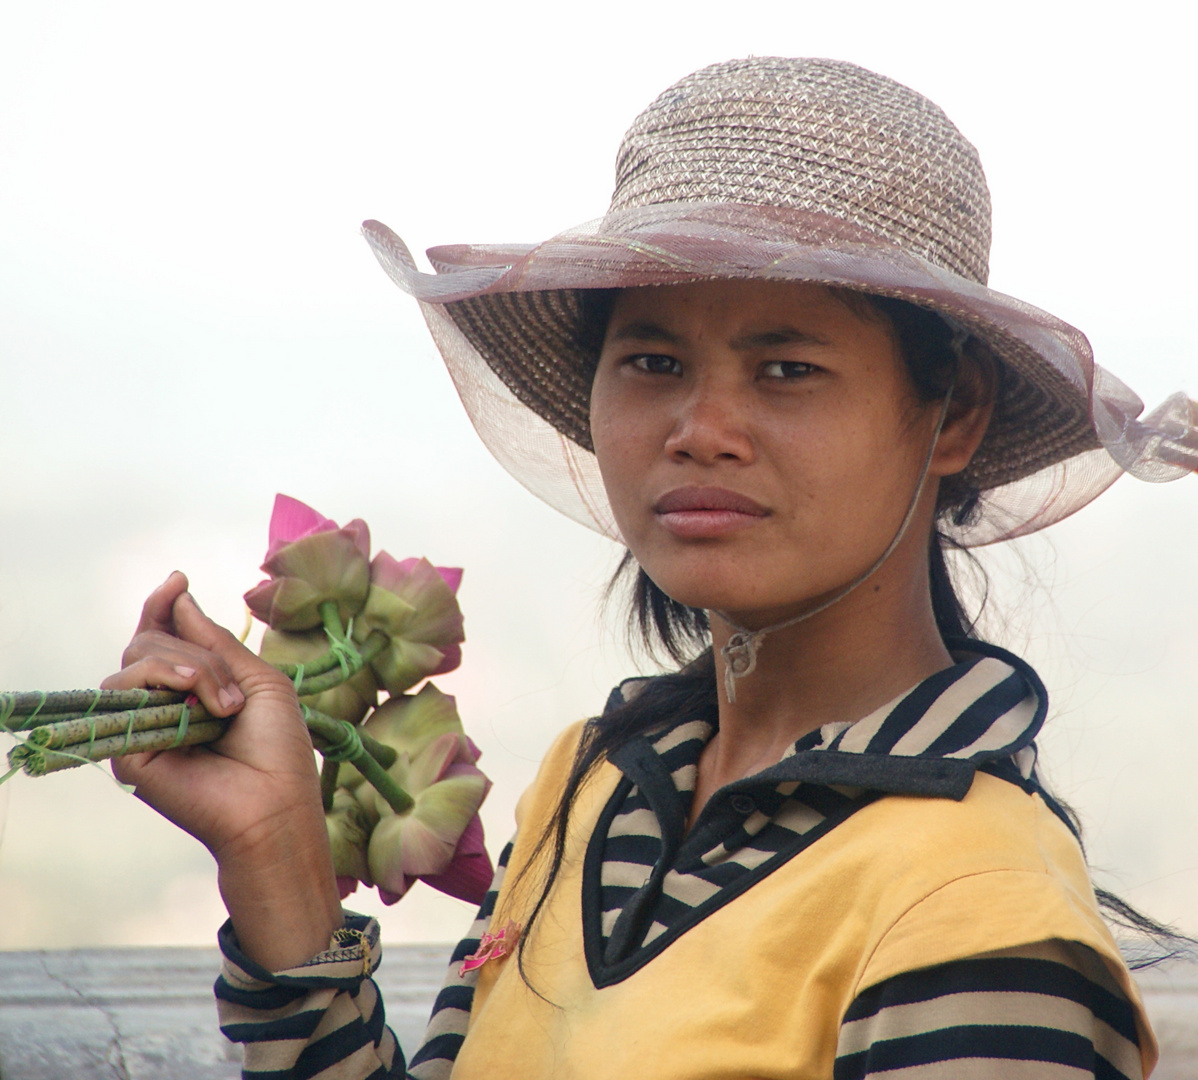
[0,494,494,920]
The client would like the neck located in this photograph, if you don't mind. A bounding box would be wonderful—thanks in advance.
[702,547,955,786]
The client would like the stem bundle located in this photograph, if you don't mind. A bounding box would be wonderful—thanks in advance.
[1,635,414,811]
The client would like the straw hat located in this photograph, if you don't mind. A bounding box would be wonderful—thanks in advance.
[364,57,1196,546]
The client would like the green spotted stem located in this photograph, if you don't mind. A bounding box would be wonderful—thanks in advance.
[0,690,184,727]
[14,720,230,776]
[303,707,413,815]
[295,631,387,697]
[24,701,210,749]
[320,758,341,813]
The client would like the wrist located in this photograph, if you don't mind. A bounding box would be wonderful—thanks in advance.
[215,813,344,971]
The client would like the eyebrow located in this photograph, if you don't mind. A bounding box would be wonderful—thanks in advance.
[729,327,829,349]
[606,320,683,346]
[606,320,828,349]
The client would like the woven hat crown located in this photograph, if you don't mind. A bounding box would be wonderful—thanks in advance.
[362,56,1197,547]
[611,57,993,285]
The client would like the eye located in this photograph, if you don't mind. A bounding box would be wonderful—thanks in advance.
[760,360,817,380]
[630,353,682,376]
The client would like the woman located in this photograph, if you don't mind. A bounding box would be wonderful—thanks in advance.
[103,58,1195,1078]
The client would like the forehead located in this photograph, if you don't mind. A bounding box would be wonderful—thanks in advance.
[606,280,882,335]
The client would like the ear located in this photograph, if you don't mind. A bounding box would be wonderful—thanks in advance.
[929,350,997,478]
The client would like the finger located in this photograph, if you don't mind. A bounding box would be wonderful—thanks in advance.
[135,572,191,637]
[98,654,243,718]
[171,592,287,690]
[121,630,236,690]
[110,749,161,788]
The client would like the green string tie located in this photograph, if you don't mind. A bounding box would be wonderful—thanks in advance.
[293,663,306,692]
[325,632,361,679]
[313,715,365,765]
[21,691,47,731]
[171,697,195,748]
[82,690,102,718]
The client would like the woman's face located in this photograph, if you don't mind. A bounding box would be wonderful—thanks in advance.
[589,280,961,627]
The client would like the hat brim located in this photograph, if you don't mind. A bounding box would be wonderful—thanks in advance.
[364,203,1196,546]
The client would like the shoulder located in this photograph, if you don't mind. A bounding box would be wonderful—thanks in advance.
[512,720,590,830]
[829,773,1147,1034]
[828,768,1085,893]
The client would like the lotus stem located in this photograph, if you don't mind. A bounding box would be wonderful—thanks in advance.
[295,631,387,696]
[320,758,340,813]
[356,729,397,771]
[304,707,413,815]
[0,689,185,728]
[12,719,229,776]
[319,601,350,647]
[24,701,211,750]
[270,649,345,681]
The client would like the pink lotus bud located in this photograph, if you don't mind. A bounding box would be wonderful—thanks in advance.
[355,726,485,819]
[244,495,372,631]
[264,494,341,561]
[352,554,464,695]
[259,628,379,725]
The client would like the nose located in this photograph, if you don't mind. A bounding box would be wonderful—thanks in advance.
[663,375,755,466]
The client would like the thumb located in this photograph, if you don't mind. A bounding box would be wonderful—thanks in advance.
[135,571,190,637]
[170,591,268,685]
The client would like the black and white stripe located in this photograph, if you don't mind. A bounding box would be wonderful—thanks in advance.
[405,840,513,1080]
[216,914,404,1079]
[834,941,1143,1079]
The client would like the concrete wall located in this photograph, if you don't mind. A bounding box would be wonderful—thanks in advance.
[0,947,1194,1078]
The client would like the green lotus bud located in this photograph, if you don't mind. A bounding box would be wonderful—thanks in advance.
[259,628,379,725]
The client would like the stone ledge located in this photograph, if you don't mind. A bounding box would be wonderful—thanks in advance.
[0,947,1194,1079]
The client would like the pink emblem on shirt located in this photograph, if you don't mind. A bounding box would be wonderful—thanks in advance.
[458,921,521,976]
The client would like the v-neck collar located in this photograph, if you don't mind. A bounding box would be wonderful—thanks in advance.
[611,638,1047,804]
[583,639,1050,986]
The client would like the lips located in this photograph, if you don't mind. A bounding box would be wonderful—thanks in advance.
[653,487,769,539]
[654,486,768,516]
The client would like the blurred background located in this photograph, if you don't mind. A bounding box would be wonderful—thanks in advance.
[0,0,1194,950]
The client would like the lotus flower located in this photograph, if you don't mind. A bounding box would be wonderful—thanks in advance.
[340,684,474,790]
[366,759,492,905]
[244,494,371,631]
[416,812,494,904]
[351,554,464,695]
[258,628,379,725]
[332,715,492,905]
[325,788,373,898]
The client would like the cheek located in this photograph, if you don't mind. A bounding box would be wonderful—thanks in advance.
[589,380,661,539]
[761,402,922,524]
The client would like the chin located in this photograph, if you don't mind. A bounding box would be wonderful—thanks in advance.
[647,570,784,617]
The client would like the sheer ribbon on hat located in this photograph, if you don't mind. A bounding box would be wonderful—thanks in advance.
[363,205,1196,548]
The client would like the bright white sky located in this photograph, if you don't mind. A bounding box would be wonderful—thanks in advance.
[0,1,1194,949]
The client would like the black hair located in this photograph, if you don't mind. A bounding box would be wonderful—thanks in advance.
[510,286,1190,992]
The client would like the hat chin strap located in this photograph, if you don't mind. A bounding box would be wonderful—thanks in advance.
[716,365,960,705]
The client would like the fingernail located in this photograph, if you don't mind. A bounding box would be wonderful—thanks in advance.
[183,592,204,613]
[174,665,197,678]
[218,686,244,710]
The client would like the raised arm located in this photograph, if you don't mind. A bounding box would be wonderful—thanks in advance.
[101,570,342,971]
